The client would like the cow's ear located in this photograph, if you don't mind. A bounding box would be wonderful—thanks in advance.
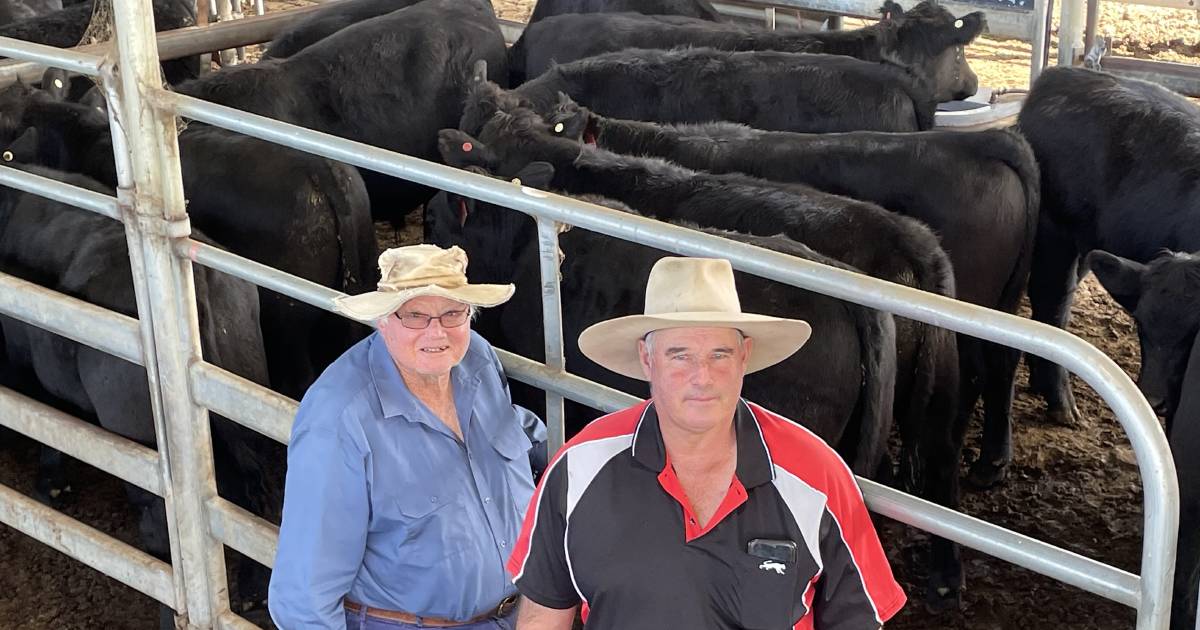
[547,94,589,140]
[952,11,987,44]
[40,68,70,101]
[437,129,496,169]
[879,1,905,22]
[1087,250,1146,313]
[4,127,40,164]
[510,161,555,189]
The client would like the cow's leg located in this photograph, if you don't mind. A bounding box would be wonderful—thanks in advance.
[260,294,318,400]
[35,446,74,506]
[967,342,1021,488]
[920,332,966,611]
[1027,223,1081,425]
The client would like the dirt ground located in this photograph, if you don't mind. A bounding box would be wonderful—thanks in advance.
[1,1,1197,628]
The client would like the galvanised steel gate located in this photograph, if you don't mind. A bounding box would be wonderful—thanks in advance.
[0,2,1181,628]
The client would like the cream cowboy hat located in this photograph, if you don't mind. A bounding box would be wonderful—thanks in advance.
[333,244,514,323]
[577,257,812,380]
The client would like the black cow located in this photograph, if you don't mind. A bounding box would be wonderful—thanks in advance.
[1170,333,1200,630]
[0,79,378,401]
[440,102,967,603]
[542,97,1039,488]
[1018,67,1200,426]
[177,0,508,222]
[0,0,61,26]
[527,0,723,24]
[261,0,425,59]
[0,0,199,85]
[0,165,282,618]
[425,166,897,478]
[511,2,984,101]
[512,47,936,132]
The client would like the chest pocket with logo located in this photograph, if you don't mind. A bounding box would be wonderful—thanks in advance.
[732,552,806,629]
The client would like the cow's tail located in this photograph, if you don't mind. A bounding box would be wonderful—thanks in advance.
[978,128,1041,314]
[847,294,899,478]
[314,158,376,295]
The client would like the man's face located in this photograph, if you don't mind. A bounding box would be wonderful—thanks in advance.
[378,295,473,379]
[639,327,753,436]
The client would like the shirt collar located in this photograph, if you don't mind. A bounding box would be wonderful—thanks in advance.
[367,332,483,425]
[631,398,775,489]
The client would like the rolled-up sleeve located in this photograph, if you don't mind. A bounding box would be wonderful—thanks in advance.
[268,414,369,630]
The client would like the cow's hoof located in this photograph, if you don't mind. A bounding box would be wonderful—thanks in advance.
[34,483,74,508]
[966,458,1008,489]
[1045,405,1081,427]
[924,580,963,614]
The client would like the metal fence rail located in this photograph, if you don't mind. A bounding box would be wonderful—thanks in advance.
[0,3,1184,630]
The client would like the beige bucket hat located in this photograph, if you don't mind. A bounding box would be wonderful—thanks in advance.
[577,257,812,381]
[333,244,514,323]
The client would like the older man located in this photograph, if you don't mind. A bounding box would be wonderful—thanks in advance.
[507,257,905,629]
[269,244,546,630]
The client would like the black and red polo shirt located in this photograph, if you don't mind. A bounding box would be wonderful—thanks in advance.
[506,399,905,629]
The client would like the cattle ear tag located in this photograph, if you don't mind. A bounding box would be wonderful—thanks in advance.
[511,177,522,186]
[883,11,891,19]
[462,142,473,152]
[553,122,565,133]
[2,151,12,162]
[955,18,963,27]
[53,78,64,89]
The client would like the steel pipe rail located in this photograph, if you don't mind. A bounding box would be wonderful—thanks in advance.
[190,361,296,445]
[0,482,176,605]
[0,386,164,496]
[175,239,343,312]
[0,164,121,221]
[0,35,104,76]
[0,273,143,365]
[206,496,278,569]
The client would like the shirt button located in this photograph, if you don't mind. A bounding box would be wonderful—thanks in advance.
[484,497,492,504]
[430,496,439,503]
[500,541,508,548]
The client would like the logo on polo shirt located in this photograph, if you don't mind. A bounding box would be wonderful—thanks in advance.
[758,560,787,575]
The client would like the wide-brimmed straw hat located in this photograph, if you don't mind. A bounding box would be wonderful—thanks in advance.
[577,257,812,380]
[333,244,514,323]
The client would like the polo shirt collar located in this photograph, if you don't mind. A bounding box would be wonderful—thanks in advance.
[631,399,775,489]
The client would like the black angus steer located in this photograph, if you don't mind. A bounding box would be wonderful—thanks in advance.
[1169,334,1200,630]
[511,2,984,101]
[0,166,282,620]
[527,0,723,24]
[542,96,1039,487]
[0,82,378,401]
[424,167,897,478]
[512,47,936,132]
[262,0,424,59]
[177,0,508,222]
[1018,67,1200,426]
[0,0,199,84]
[440,108,968,605]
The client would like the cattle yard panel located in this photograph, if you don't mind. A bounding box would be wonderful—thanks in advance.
[0,4,1184,630]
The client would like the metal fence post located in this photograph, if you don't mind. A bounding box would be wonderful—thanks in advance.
[110,0,231,625]
[535,217,566,453]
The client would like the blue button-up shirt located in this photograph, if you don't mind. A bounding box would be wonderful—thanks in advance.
[268,331,547,629]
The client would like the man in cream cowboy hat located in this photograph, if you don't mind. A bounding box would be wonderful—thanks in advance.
[270,244,545,630]
[507,257,905,630]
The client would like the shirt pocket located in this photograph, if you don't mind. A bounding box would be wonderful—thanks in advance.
[386,486,471,568]
[732,552,803,629]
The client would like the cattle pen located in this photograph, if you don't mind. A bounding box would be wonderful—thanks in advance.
[0,1,1187,629]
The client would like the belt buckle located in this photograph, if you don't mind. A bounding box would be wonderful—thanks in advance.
[493,594,518,619]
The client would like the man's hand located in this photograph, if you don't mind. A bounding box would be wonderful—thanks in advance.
[515,597,577,630]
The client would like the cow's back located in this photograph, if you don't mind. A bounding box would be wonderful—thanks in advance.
[528,0,723,24]
[262,0,425,59]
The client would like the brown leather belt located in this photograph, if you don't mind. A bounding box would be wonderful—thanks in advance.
[344,595,518,627]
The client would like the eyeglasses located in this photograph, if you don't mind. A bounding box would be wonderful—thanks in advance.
[396,308,470,330]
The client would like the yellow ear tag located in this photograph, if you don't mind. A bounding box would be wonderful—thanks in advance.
[2,151,12,162]
[954,19,963,27]
[53,78,64,89]
[511,178,522,186]
[553,122,565,133]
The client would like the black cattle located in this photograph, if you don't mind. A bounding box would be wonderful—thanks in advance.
[511,47,935,132]
[0,80,378,401]
[0,0,61,26]
[527,0,722,24]
[511,2,984,101]
[0,165,282,616]
[1170,334,1200,630]
[1018,67,1200,426]
[0,0,199,85]
[425,166,897,477]
[543,97,1039,488]
[440,103,967,603]
[261,0,424,59]
[177,0,508,222]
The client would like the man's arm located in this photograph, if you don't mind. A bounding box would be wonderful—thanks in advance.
[515,598,578,630]
[483,338,548,476]
[268,421,369,630]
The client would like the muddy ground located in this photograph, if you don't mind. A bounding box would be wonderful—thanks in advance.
[2,0,1196,628]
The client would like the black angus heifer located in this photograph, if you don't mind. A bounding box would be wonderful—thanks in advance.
[1018,67,1200,426]
[543,98,1039,487]
[512,47,935,132]
[0,0,199,84]
[0,166,282,618]
[527,0,722,24]
[262,0,425,59]
[0,86,378,401]
[425,167,897,477]
[440,112,967,604]
[1169,334,1200,630]
[511,2,984,101]
[177,0,507,223]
